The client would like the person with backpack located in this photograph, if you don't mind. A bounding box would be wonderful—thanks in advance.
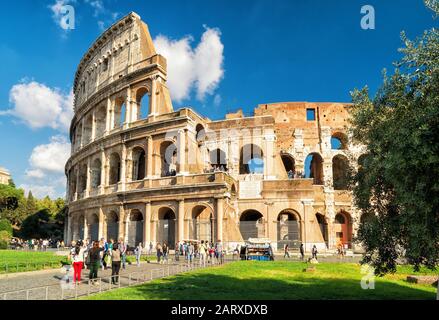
[111,243,121,284]
[118,238,127,269]
[88,241,104,285]
[156,242,163,264]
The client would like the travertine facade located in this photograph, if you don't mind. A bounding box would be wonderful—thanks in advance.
[65,12,362,252]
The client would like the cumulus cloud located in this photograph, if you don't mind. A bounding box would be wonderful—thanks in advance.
[0,80,73,132]
[28,135,71,174]
[154,26,225,102]
[21,135,71,199]
[49,0,76,31]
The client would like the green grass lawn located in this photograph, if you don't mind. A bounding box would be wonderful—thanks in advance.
[0,250,69,274]
[86,261,438,300]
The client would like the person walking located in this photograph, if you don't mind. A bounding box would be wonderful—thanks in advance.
[134,242,143,267]
[215,240,223,264]
[175,242,180,261]
[300,243,305,260]
[284,243,290,259]
[70,241,86,285]
[312,245,318,261]
[163,241,169,264]
[149,241,153,255]
[119,238,127,270]
[187,242,194,266]
[88,241,104,285]
[156,242,163,264]
[111,243,121,284]
[199,240,207,267]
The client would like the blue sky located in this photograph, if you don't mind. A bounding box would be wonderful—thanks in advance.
[0,0,436,198]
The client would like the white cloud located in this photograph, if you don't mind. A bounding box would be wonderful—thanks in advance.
[29,135,71,174]
[1,80,73,132]
[213,94,222,107]
[49,0,76,31]
[154,26,225,103]
[19,184,59,199]
[25,169,45,179]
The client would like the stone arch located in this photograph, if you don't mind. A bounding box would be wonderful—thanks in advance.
[281,153,295,178]
[239,143,264,174]
[106,210,119,241]
[83,114,93,145]
[334,211,352,249]
[91,158,101,188]
[113,96,127,128]
[160,141,177,177]
[195,124,206,144]
[131,146,146,181]
[135,86,150,120]
[109,152,121,185]
[76,213,85,240]
[209,148,227,171]
[126,209,144,247]
[78,164,87,194]
[189,205,215,243]
[331,132,348,150]
[95,105,106,138]
[157,207,176,249]
[239,209,265,240]
[87,212,99,241]
[277,209,301,249]
[332,154,349,190]
[304,152,323,185]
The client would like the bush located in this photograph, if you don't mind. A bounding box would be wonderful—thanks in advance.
[0,230,11,242]
[0,240,8,250]
[0,219,12,236]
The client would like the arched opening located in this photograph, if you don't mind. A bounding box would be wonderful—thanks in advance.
[195,124,206,144]
[78,215,85,240]
[304,153,323,185]
[75,122,83,150]
[83,114,93,145]
[331,132,348,150]
[333,154,349,190]
[240,144,264,174]
[131,147,146,181]
[230,184,237,200]
[157,207,176,249]
[95,105,106,138]
[78,164,87,195]
[136,87,150,120]
[127,210,143,247]
[69,169,77,201]
[106,211,119,242]
[91,159,101,189]
[277,210,301,250]
[109,153,121,185]
[160,141,177,177]
[281,154,295,178]
[113,97,126,128]
[209,148,227,171]
[315,213,328,247]
[88,213,99,241]
[239,210,264,240]
[334,211,352,249]
[190,206,215,243]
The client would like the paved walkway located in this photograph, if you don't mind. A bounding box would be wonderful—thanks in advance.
[0,259,197,300]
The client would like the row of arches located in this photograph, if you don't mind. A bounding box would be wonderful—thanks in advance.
[72,86,151,151]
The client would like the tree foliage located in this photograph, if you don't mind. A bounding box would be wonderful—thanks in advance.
[350,1,439,275]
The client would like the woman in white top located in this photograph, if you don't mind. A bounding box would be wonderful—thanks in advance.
[70,241,86,284]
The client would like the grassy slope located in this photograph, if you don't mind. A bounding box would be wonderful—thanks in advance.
[0,250,68,273]
[87,261,438,300]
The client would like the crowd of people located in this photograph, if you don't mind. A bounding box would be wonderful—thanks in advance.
[9,238,64,251]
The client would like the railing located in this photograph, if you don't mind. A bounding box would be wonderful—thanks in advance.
[1,257,233,300]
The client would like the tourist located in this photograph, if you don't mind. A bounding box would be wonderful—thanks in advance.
[287,169,293,179]
[284,243,290,258]
[175,242,180,261]
[163,241,169,264]
[312,245,318,261]
[149,241,153,255]
[199,240,207,267]
[56,240,60,250]
[101,238,108,270]
[70,240,86,285]
[111,243,121,284]
[88,241,104,285]
[134,242,143,267]
[156,242,163,264]
[215,240,223,264]
[209,244,215,264]
[119,238,127,270]
[187,242,195,265]
[300,243,305,260]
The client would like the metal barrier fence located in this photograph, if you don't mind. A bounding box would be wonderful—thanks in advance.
[1,257,233,300]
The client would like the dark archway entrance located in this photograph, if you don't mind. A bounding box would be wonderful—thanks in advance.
[239,210,264,240]
[277,210,301,250]
[157,208,176,249]
[127,210,143,247]
[106,211,119,242]
[88,214,99,241]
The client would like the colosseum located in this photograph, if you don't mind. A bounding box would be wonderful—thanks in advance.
[65,12,363,253]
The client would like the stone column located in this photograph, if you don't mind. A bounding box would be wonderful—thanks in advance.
[66,215,72,244]
[98,208,104,240]
[85,158,91,198]
[75,167,80,199]
[146,135,153,178]
[216,197,224,242]
[178,199,185,242]
[124,87,132,128]
[105,97,112,134]
[100,149,106,194]
[264,132,276,179]
[80,118,85,148]
[150,76,157,116]
[91,109,96,142]
[118,206,126,242]
[83,213,89,241]
[119,143,127,191]
[301,199,314,252]
[144,202,151,246]
[178,129,186,174]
